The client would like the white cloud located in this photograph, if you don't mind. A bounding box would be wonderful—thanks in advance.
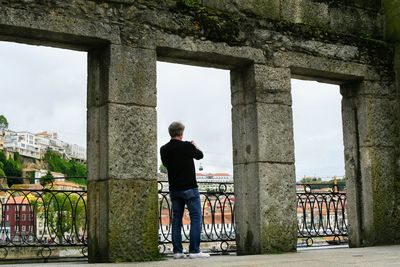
[0,41,87,146]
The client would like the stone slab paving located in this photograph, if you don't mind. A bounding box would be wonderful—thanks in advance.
[1,245,400,267]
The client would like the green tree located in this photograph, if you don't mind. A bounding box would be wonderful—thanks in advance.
[0,115,8,129]
[0,162,5,177]
[43,150,87,185]
[159,163,167,174]
[37,192,86,243]
[300,177,322,184]
[41,170,54,186]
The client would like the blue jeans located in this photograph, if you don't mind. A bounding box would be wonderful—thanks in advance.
[170,188,202,253]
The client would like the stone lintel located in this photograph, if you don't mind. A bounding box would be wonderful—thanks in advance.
[0,6,120,49]
[274,51,379,82]
[156,34,266,68]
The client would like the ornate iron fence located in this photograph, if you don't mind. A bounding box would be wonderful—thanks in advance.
[158,181,235,254]
[158,181,348,253]
[296,183,348,247]
[0,177,347,260]
[0,177,87,261]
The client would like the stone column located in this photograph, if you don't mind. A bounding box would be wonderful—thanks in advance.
[342,79,400,247]
[87,45,159,262]
[231,64,297,254]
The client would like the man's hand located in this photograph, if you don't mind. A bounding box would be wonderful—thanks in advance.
[191,140,199,149]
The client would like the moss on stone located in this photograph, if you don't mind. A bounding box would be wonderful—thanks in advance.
[261,223,297,253]
[175,0,241,44]
[383,0,400,42]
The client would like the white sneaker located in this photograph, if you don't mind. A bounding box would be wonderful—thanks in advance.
[173,253,186,259]
[189,252,210,259]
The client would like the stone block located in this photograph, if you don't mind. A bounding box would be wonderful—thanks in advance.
[356,96,400,147]
[233,162,297,254]
[256,103,295,163]
[329,7,381,37]
[232,104,259,164]
[87,107,107,181]
[232,102,295,164]
[88,45,157,107]
[88,180,109,262]
[156,33,266,67]
[258,162,297,252]
[281,0,329,27]
[0,5,121,47]
[106,104,157,180]
[357,80,396,96]
[274,51,379,81]
[108,179,159,261]
[358,146,400,244]
[231,65,292,107]
[202,0,280,19]
[233,162,261,254]
[291,40,359,61]
[88,179,160,262]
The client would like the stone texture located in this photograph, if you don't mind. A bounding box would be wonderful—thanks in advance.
[258,162,297,252]
[256,104,295,163]
[233,162,261,254]
[202,0,280,19]
[106,104,157,180]
[88,179,159,262]
[88,45,157,108]
[281,0,329,27]
[274,51,380,82]
[329,6,382,37]
[232,65,292,106]
[87,104,157,181]
[108,179,159,261]
[156,34,266,68]
[231,104,259,164]
[359,146,400,245]
[356,96,399,148]
[234,162,297,254]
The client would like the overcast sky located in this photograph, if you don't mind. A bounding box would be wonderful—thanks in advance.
[0,41,344,180]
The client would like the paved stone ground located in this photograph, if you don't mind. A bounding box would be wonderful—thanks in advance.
[2,245,400,267]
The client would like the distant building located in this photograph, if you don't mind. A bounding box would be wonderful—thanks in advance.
[4,131,41,159]
[65,143,86,162]
[196,173,234,192]
[0,129,5,150]
[3,130,86,162]
[2,196,36,242]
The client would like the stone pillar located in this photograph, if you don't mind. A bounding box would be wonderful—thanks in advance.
[231,64,297,254]
[341,79,400,247]
[87,45,159,262]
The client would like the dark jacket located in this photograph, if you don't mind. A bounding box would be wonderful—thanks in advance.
[160,139,203,190]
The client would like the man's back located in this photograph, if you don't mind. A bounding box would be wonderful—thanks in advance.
[160,139,203,190]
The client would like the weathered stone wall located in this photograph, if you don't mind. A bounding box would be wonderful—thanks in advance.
[0,0,399,262]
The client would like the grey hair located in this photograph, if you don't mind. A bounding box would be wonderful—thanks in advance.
[168,121,185,137]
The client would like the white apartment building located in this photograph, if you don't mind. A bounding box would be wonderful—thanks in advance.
[4,131,41,159]
[65,144,86,162]
[3,130,86,161]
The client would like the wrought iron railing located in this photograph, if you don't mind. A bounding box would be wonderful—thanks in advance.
[296,183,348,246]
[158,181,235,254]
[158,181,348,253]
[0,177,87,261]
[0,177,347,260]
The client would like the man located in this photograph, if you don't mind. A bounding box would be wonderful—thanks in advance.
[160,122,210,259]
